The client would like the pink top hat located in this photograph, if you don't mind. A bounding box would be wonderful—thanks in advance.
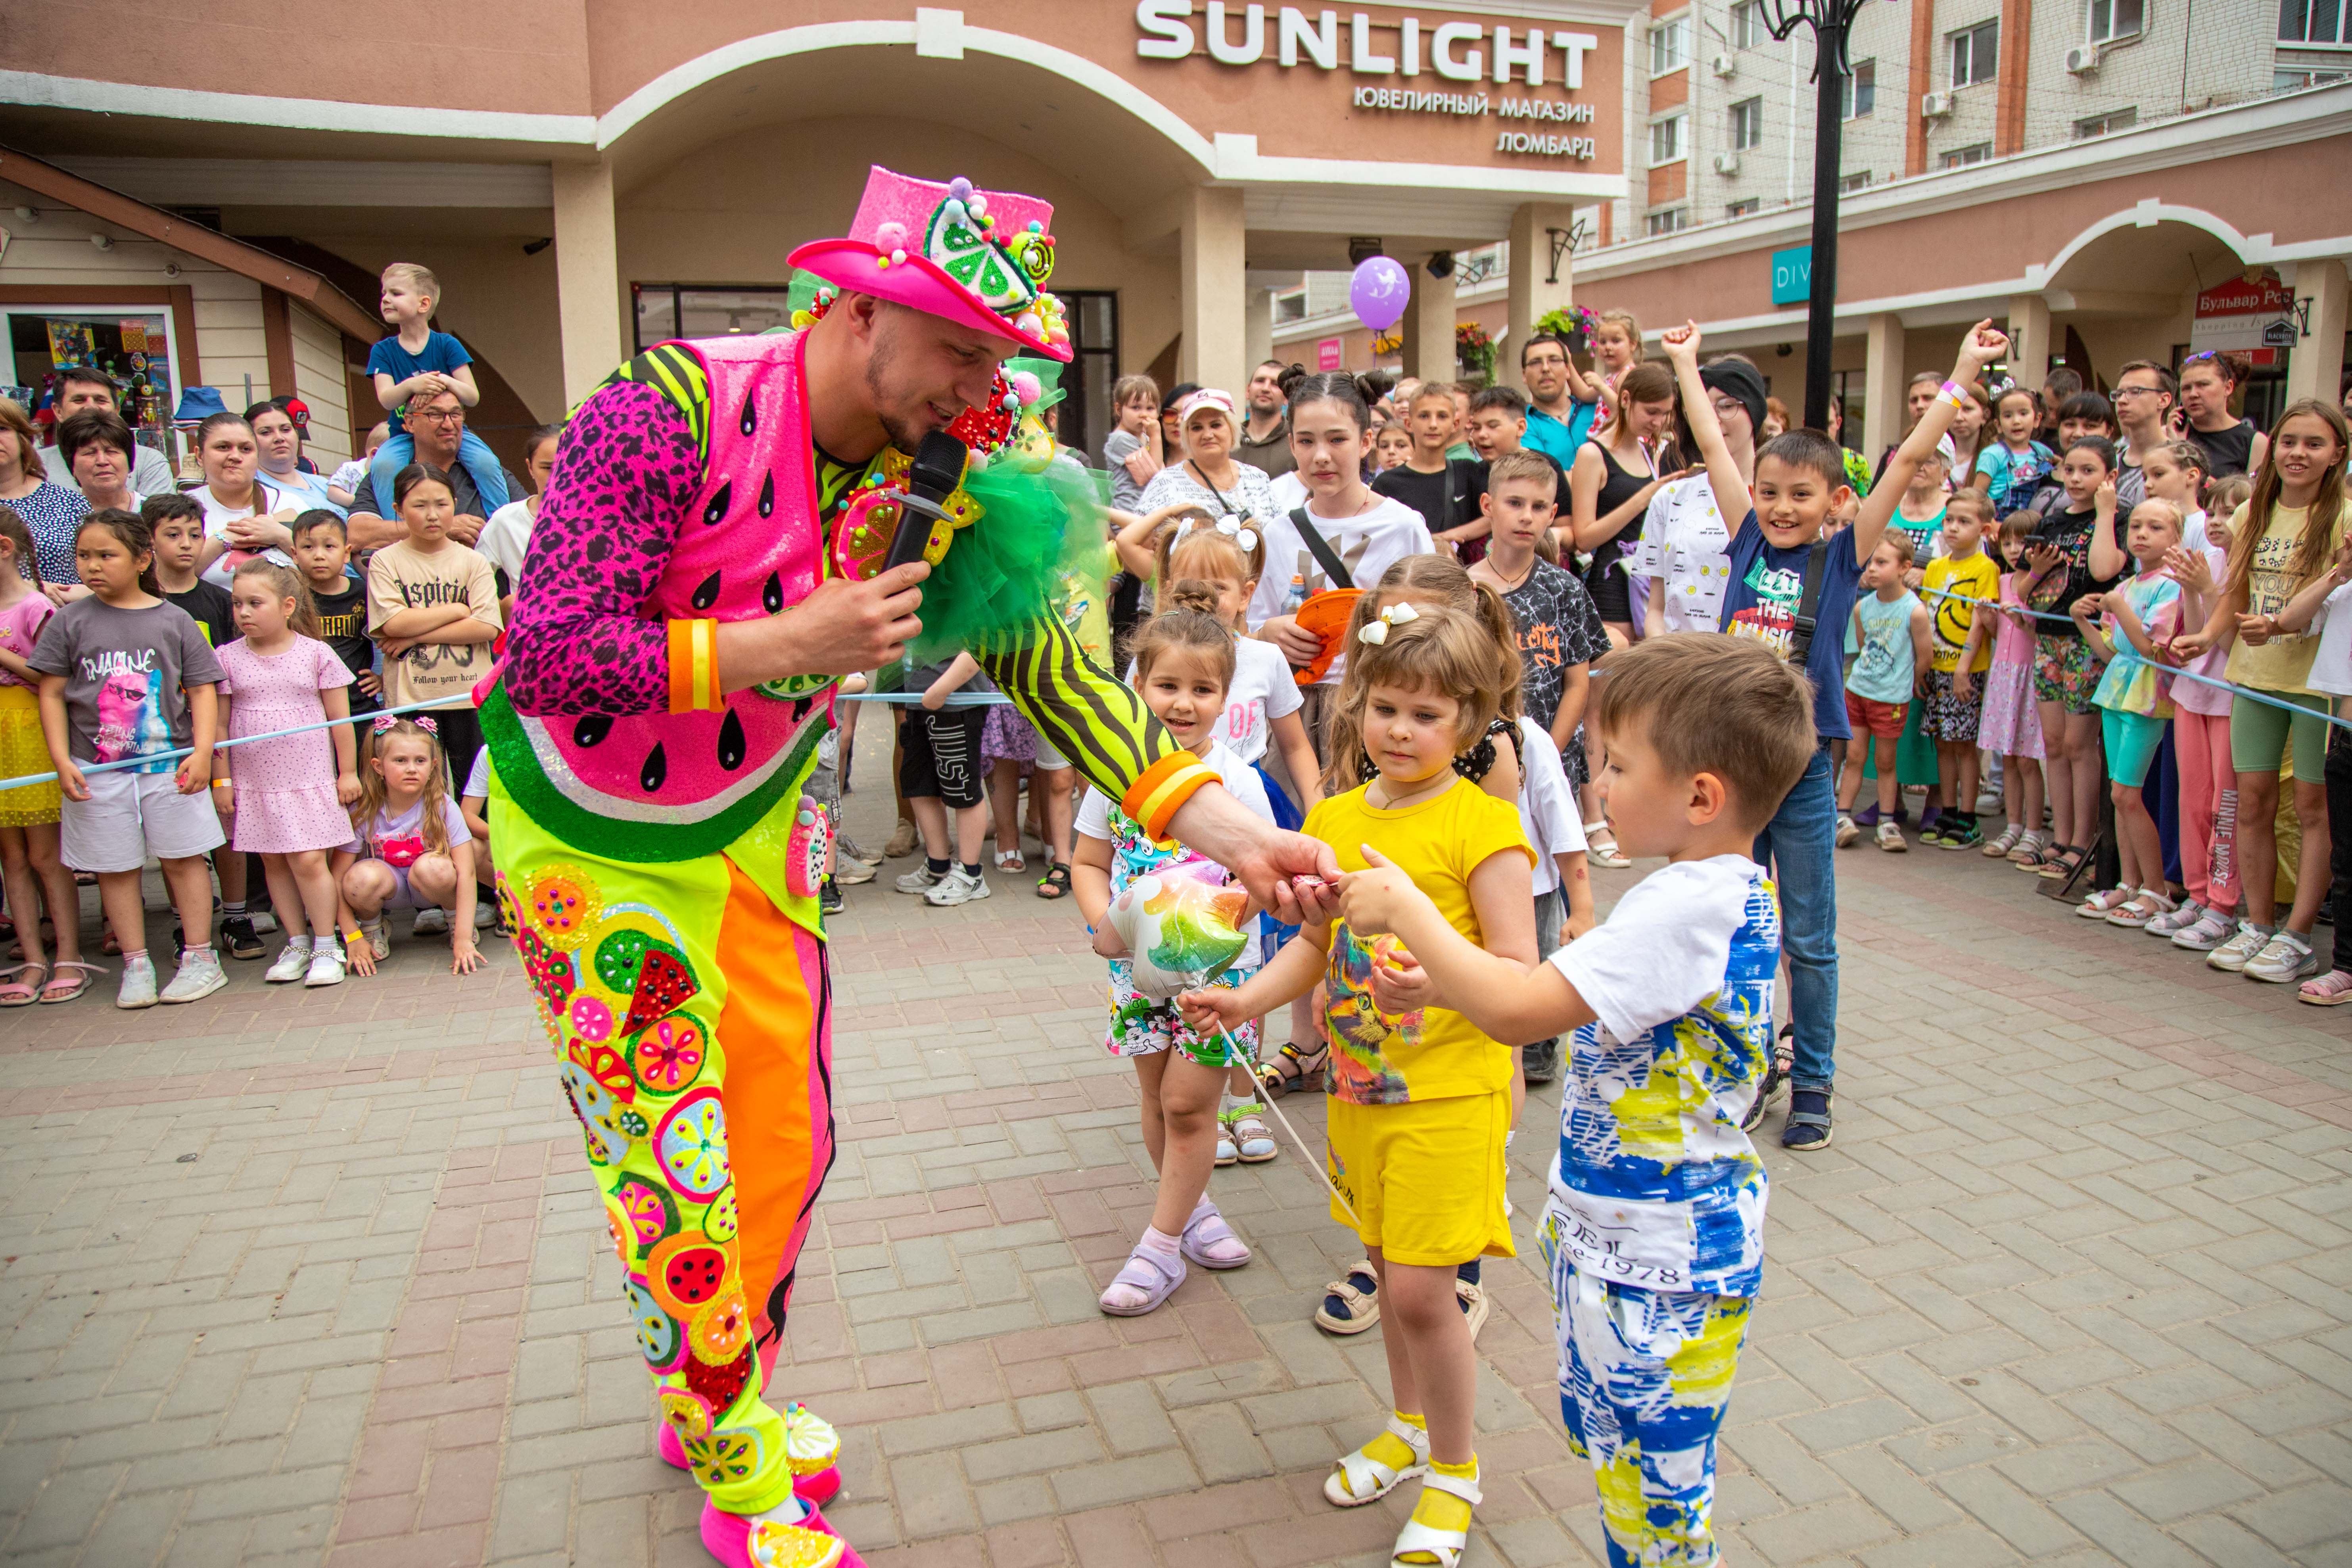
[788,167,1073,363]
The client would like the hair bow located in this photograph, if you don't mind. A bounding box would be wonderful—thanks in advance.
[374,714,437,736]
[1174,514,1258,555]
[1356,601,1418,646]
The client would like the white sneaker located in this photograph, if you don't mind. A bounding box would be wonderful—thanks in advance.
[2243,929,2319,984]
[359,916,390,961]
[249,910,280,936]
[264,938,315,984]
[924,867,992,906]
[304,946,347,988]
[412,907,450,937]
[2207,922,2271,973]
[1876,820,1907,853]
[473,901,496,931]
[1835,814,1859,848]
[2143,899,2204,938]
[894,865,945,894]
[159,951,227,1004]
[117,956,157,1010]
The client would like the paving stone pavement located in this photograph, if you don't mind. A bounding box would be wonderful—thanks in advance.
[2,709,2348,1568]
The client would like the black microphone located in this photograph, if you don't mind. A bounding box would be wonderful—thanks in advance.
[883,430,970,571]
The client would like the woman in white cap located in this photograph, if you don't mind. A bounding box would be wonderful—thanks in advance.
[1140,387,1280,532]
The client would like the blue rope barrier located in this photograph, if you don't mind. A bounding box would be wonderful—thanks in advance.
[1913,584,2352,732]
[0,698,455,793]
[836,691,1011,706]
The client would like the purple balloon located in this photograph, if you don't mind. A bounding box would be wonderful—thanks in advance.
[1349,257,1412,333]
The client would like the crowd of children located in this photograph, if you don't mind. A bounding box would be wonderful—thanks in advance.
[0,261,544,1008]
[6,259,2347,1567]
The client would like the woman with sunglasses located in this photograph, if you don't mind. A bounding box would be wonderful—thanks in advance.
[2174,351,2270,479]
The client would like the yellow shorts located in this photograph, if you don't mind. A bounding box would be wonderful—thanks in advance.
[1326,1089,1515,1267]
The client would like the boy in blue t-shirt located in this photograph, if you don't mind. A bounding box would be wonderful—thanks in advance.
[361,262,508,517]
[1662,315,2012,1155]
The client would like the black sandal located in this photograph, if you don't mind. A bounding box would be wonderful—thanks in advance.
[1256,1041,1328,1098]
[1035,863,1072,900]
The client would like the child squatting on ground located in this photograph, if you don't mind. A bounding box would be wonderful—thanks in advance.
[1182,600,1535,1568]
[1329,633,1816,1568]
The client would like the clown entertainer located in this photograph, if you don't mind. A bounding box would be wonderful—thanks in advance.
[485,167,1341,1568]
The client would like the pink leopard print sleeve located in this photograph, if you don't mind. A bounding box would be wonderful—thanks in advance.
[502,378,700,715]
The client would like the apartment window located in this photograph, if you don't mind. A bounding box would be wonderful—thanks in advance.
[1840,170,1872,192]
[1650,112,1689,165]
[1727,197,1763,217]
[1650,15,1691,74]
[2275,64,2350,86]
[1646,207,1690,236]
[1950,20,2000,84]
[1940,141,1993,167]
[2074,106,2139,136]
[1842,58,1877,117]
[2087,0,2146,41]
[1730,97,1765,149]
[2278,0,2349,44]
[1274,290,1307,322]
[1731,0,1764,48]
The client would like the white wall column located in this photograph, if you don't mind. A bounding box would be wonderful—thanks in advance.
[1863,313,1907,459]
[552,159,623,405]
[2287,258,2349,407]
[2006,293,2053,397]
[1180,185,1247,395]
[1245,287,1276,372]
[1506,203,1577,392]
[1401,257,1456,382]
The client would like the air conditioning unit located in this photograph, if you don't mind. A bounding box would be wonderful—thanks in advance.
[2064,43,2100,72]
[1713,151,1742,174]
[1921,90,1955,117]
[1710,52,1737,77]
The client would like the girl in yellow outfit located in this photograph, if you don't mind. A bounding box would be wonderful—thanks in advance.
[1184,600,1535,1568]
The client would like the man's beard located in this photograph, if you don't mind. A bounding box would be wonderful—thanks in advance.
[864,319,943,454]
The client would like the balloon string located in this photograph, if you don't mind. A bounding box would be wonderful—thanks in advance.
[1216,1024,1361,1229]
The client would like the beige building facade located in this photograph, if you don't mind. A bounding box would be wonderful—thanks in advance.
[1,0,1652,468]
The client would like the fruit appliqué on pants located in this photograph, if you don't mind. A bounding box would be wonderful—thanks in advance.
[648,1233,730,1313]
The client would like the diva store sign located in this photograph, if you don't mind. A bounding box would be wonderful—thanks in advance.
[1135,2,1603,159]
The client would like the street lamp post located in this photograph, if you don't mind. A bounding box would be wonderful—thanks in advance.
[1759,0,1872,431]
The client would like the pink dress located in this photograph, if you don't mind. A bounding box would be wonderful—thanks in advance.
[218,635,355,852]
[1975,573,2045,760]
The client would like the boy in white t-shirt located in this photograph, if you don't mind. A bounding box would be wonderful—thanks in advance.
[1334,635,1817,1568]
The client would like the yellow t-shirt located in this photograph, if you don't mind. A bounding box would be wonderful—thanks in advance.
[1923,551,1999,674]
[1303,777,1534,1106]
[2223,502,2348,697]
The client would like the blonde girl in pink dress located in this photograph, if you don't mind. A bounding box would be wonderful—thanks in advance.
[216,559,361,988]
[1976,513,2048,862]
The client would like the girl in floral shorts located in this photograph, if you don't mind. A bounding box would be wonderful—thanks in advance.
[1071,584,1276,1315]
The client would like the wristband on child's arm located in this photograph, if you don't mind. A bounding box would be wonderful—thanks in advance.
[1938,380,1969,411]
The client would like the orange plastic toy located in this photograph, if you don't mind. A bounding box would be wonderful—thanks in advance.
[1289,587,1364,685]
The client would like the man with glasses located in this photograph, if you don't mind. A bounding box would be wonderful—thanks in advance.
[2110,360,2176,512]
[346,389,516,549]
[1519,333,1597,468]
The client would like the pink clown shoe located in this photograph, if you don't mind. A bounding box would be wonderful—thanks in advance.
[660,1402,844,1507]
[700,1497,863,1568]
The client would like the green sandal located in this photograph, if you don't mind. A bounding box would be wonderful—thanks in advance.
[1035,863,1072,900]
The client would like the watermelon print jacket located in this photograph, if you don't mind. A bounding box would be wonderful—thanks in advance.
[490,333,1214,864]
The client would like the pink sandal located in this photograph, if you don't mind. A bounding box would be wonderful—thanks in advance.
[0,962,44,1008]
[40,960,104,1005]
[1098,1238,1186,1316]
[658,1403,842,1506]
[2298,969,2352,1006]
[700,1497,862,1568]
[1179,1200,1252,1271]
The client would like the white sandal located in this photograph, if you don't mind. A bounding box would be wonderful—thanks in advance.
[1324,1414,1428,1507]
[1583,820,1632,869]
[1389,1468,1481,1567]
